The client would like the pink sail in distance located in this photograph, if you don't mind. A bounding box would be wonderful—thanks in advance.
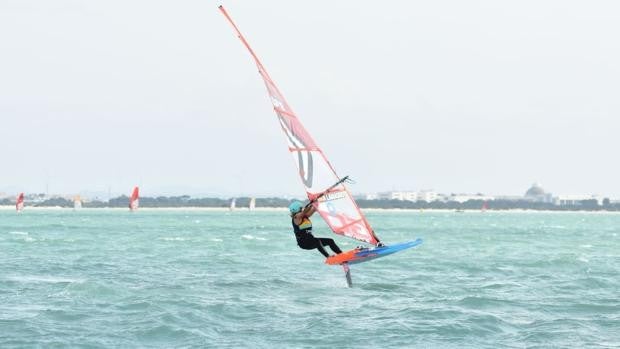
[129,186,139,211]
[16,192,24,212]
[219,6,380,245]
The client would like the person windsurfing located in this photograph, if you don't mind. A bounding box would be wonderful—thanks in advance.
[289,200,343,258]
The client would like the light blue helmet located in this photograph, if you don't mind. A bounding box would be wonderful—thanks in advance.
[289,201,304,215]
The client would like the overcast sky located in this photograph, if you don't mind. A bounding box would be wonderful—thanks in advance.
[1,0,618,198]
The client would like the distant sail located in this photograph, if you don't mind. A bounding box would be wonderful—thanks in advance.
[230,198,236,211]
[73,195,82,210]
[220,6,380,245]
[129,187,139,211]
[481,201,488,212]
[249,197,256,211]
[16,192,24,213]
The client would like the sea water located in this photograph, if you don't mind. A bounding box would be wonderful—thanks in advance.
[1,209,618,348]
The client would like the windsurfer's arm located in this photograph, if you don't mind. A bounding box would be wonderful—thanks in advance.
[293,203,316,224]
[302,203,316,217]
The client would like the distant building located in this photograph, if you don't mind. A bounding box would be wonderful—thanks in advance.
[553,194,603,206]
[361,193,379,200]
[494,195,523,201]
[524,183,553,203]
[26,193,48,203]
[417,190,439,202]
[366,190,441,202]
[360,184,611,207]
[447,194,495,203]
[387,191,419,201]
[361,192,389,200]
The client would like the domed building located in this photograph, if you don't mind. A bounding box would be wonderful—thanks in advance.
[525,183,545,197]
[524,183,552,203]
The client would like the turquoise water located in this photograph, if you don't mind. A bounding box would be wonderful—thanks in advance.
[1,209,619,348]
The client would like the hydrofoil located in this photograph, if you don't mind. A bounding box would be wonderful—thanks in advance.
[326,239,423,287]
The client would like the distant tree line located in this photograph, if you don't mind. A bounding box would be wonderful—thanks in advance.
[3,196,620,211]
[18,196,297,209]
[91,196,294,208]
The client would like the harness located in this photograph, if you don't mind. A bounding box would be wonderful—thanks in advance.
[292,217,312,238]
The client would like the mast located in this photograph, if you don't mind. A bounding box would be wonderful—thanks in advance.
[219,5,380,245]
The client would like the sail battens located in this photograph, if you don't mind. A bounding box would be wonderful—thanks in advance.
[274,108,296,118]
[335,219,364,231]
[288,147,320,152]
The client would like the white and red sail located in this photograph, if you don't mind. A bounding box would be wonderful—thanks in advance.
[16,192,24,212]
[73,195,82,210]
[249,197,256,211]
[220,6,380,245]
[129,186,139,211]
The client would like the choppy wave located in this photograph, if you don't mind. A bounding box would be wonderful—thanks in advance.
[9,235,37,242]
[0,210,618,348]
[158,237,188,241]
[7,275,84,284]
[241,234,267,241]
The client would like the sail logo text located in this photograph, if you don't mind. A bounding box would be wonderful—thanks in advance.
[319,192,346,202]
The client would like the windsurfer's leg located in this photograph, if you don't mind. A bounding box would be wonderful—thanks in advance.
[315,241,330,258]
[318,238,342,254]
[299,237,330,257]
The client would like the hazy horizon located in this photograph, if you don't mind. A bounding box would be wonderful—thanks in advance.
[1,182,615,201]
[2,1,618,198]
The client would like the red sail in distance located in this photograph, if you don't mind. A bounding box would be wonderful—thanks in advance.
[16,192,24,212]
[129,187,139,211]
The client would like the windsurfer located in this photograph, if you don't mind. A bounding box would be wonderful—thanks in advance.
[289,201,342,258]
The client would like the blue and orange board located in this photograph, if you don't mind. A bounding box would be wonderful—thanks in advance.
[325,238,423,265]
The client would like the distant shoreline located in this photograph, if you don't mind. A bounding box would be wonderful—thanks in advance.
[5,195,618,212]
[2,206,620,214]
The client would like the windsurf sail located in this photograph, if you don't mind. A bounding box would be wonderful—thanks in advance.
[230,198,236,211]
[16,192,24,212]
[220,6,380,245]
[249,197,256,211]
[129,186,139,211]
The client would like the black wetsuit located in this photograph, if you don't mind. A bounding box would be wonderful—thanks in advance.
[292,217,342,258]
